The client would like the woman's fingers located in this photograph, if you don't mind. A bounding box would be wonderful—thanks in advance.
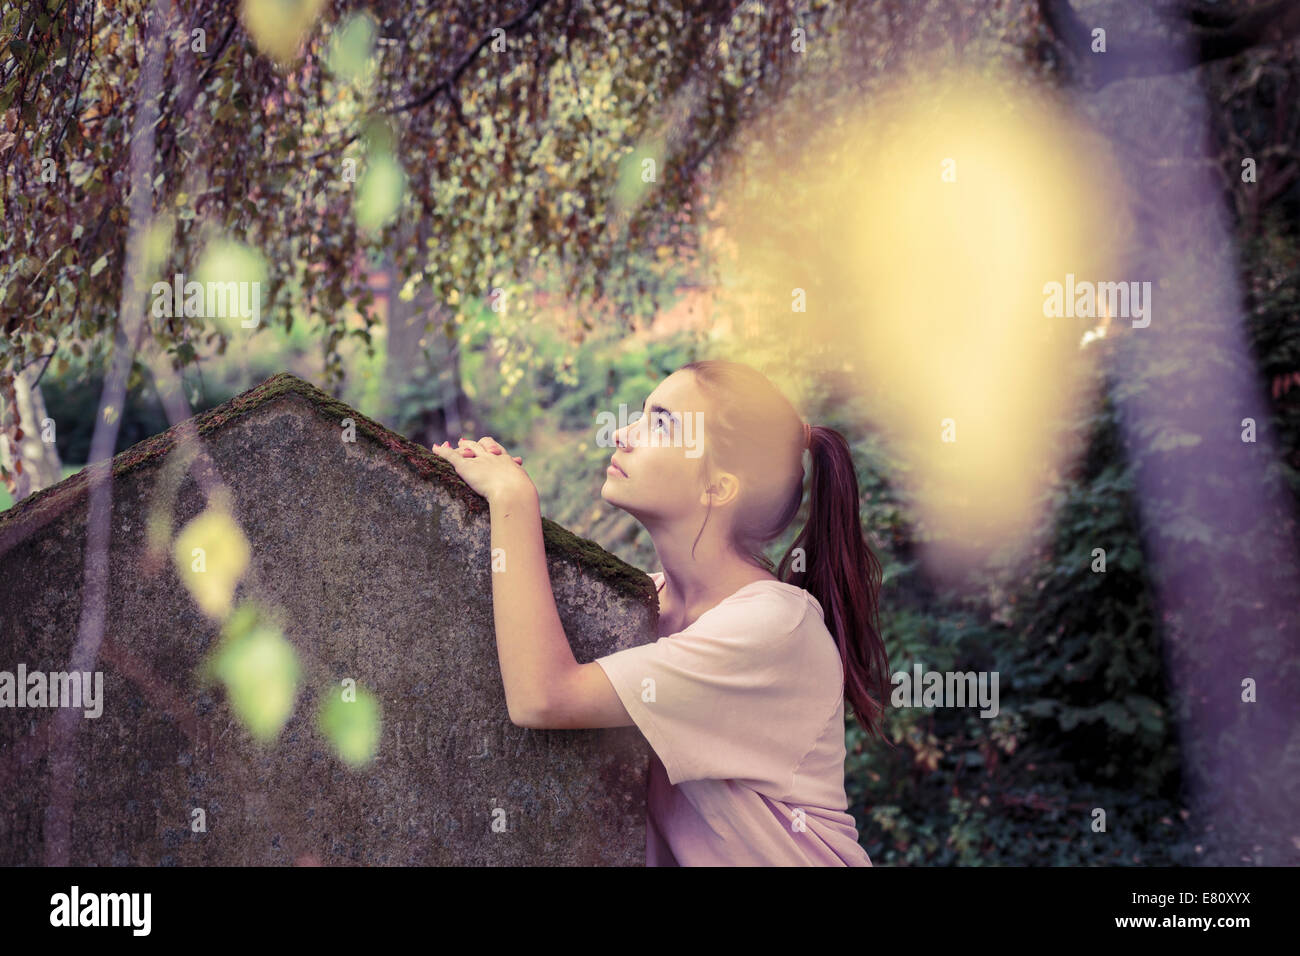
[432,441,471,459]
[481,436,519,461]
[434,437,521,464]
[457,437,490,459]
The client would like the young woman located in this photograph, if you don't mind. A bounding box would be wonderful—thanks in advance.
[429,359,890,866]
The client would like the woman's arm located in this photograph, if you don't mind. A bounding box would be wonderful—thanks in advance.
[430,437,631,729]
[485,485,568,721]
[488,486,633,729]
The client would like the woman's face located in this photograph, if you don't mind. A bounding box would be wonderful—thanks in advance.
[600,370,714,522]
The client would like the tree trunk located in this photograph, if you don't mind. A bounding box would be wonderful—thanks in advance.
[383,219,476,448]
[0,362,64,502]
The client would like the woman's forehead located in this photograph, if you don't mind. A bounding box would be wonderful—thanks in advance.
[651,371,703,410]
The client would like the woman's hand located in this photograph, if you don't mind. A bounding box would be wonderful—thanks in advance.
[429,435,536,506]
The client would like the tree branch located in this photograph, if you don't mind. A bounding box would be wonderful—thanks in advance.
[382,0,552,117]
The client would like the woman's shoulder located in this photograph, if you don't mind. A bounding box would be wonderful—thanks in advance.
[707,582,816,644]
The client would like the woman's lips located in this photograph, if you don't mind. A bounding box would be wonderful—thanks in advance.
[607,459,627,477]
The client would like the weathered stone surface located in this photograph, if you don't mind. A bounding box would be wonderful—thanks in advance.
[0,372,656,865]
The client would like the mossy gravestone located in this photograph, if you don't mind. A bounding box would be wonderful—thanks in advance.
[0,373,656,865]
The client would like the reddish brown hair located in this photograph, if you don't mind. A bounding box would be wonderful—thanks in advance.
[680,359,891,741]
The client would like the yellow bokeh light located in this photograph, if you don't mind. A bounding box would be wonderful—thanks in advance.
[716,67,1134,574]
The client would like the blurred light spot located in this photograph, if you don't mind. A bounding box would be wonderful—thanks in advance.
[716,68,1131,576]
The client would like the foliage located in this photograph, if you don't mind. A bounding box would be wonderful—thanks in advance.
[0,0,802,423]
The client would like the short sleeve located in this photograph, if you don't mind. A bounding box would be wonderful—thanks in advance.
[594,574,835,792]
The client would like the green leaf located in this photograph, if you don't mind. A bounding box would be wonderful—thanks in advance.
[326,12,377,81]
[317,683,382,767]
[354,149,406,234]
[203,602,300,743]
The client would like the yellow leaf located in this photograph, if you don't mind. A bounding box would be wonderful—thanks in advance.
[240,0,326,66]
[173,487,250,619]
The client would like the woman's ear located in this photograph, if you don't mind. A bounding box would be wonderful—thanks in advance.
[700,473,741,507]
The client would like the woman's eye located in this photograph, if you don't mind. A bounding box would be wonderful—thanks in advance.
[653,414,670,433]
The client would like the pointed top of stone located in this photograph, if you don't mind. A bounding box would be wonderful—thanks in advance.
[0,371,657,612]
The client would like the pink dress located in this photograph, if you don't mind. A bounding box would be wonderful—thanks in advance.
[595,571,873,866]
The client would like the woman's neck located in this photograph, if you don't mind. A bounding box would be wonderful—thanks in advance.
[655,559,779,622]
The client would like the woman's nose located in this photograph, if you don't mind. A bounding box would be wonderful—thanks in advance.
[615,412,648,450]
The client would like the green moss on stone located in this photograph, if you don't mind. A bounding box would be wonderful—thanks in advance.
[0,372,657,611]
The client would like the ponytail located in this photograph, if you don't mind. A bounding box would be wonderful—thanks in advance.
[778,425,892,743]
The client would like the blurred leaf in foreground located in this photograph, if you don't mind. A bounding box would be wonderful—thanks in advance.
[203,602,300,743]
[326,12,377,82]
[241,0,326,66]
[173,486,250,619]
[354,147,406,235]
[318,682,382,768]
